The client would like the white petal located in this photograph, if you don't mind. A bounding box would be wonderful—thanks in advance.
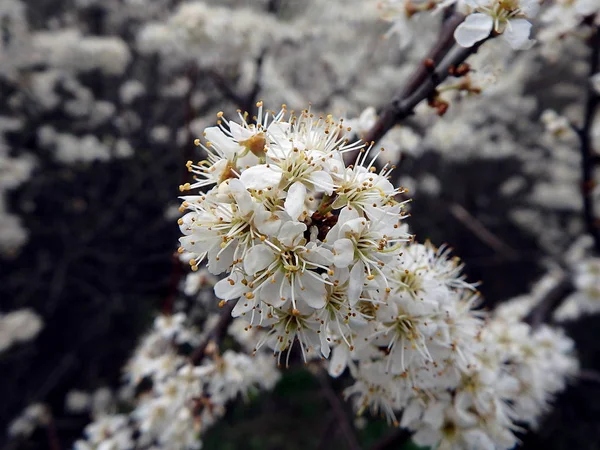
[503,19,533,50]
[239,165,282,190]
[284,181,306,220]
[328,345,349,377]
[207,243,235,275]
[278,221,307,248]
[228,122,253,141]
[254,208,282,236]
[297,273,327,309]
[204,126,241,157]
[228,178,254,215]
[348,260,364,304]
[232,298,254,317]
[244,245,274,275]
[333,238,355,268]
[519,0,540,17]
[454,13,493,48]
[215,273,247,300]
[308,171,335,194]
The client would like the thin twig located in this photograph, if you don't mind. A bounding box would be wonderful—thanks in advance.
[314,367,361,450]
[449,203,520,259]
[316,414,339,450]
[576,25,600,253]
[579,369,600,385]
[362,40,483,147]
[46,415,62,450]
[398,11,465,100]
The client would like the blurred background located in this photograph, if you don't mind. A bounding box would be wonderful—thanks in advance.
[2,0,600,449]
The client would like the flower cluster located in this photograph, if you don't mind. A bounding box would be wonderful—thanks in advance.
[0,308,43,353]
[343,286,578,450]
[178,103,410,363]
[555,258,600,321]
[178,105,579,449]
[74,312,280,450]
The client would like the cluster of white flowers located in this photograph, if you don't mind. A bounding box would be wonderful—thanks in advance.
[31,29,131,76]
[137,2,289,69]
[0,308,43,353]
[554,258,600,321]
[74,311,280,450]
[538,0,600,53]
[8,403,51,438]
[178,105,579,449]
[0,117,33,255]
[178,103,411,363]
[5,0,598,448]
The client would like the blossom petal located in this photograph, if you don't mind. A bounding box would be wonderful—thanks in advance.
[348,260,365,304]
[328,345,349,377]
[297,272,327,309]
[239,165,282,190]
[454,13,493,48]
[308,171,335,194]
[278,221,307,248]
[503,19,533,50]
[215,272,247,300]
[284,181,307,220]
[333,238,355,268]
[244,244,274,275]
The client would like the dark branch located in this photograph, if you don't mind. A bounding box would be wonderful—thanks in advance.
[399,12,465,99]
[362,39,482,147]
[576,25,600,253]
[314,368,361,450]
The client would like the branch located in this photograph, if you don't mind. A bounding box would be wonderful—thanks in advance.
[398,12,465,100]
[314,367,361,450]
[359,12,471,150]
[362,39,482,147]
[449,203,520,259]
[189,301,236,364]
[579,369,600,385]
[576,25,600,253]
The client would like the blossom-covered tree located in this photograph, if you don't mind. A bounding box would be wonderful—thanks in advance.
[3,0,600,449]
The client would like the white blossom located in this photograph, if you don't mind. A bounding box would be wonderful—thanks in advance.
[454,0,540,50]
